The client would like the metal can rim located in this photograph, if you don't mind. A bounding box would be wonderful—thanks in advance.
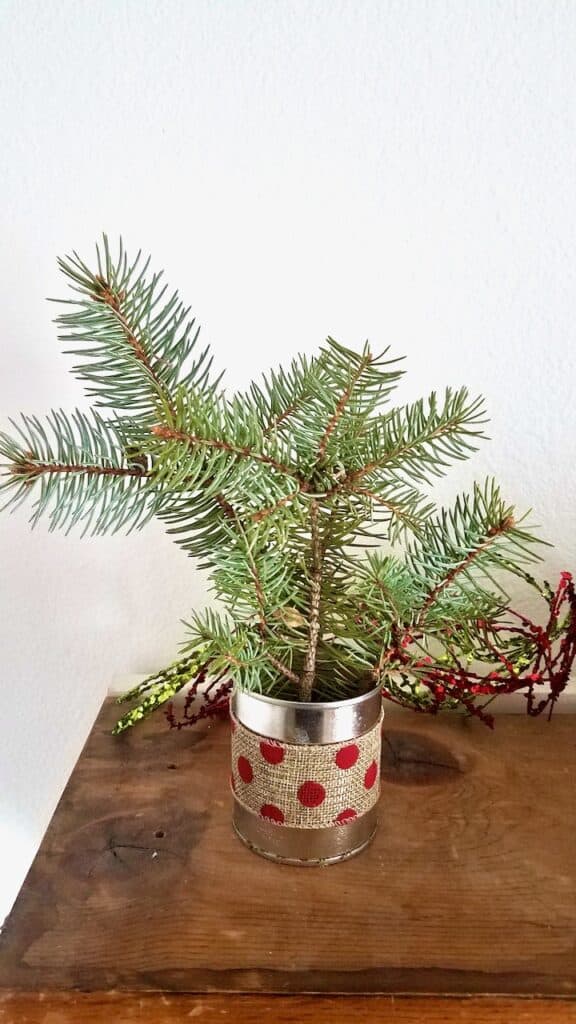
[231,683,383,744]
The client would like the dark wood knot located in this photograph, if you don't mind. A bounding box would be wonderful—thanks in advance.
[381,730,464,786]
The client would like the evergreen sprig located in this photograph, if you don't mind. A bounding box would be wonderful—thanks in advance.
[0,409,157,534]
[408,479,542,623]
[55,236,215,416]
[1,235,569,729]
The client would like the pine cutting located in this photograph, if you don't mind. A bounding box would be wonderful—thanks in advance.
[1,238,574,743]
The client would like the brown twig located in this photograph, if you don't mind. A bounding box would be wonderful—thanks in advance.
[353,486,424,533]
[94,277,174,413]
[264,400,303,436]
[316,352,371,461]
[299,499,323,701]
[11,461,149,480]
[268,654,300,686]
[151,425,299,481]
[250,488,303,523]
[262,368,325,437]
[415,516,515,625]
[322,416,471,501]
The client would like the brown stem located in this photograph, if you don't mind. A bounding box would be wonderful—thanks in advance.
[322,416,471,501]
[264,401,303,436]
[299,500,323,701]
[251,489,302,522]
[316,352,371,461]
[94,278,174,413]
[214,492,237,519]
[268,654,300,686]
[415,516,515,626]
[151,425,299,481]
[11,461,148,480]
[262,371,326,437]
[353,486,424,534]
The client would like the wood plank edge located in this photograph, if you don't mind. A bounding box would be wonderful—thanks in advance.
[1,991,576,1024]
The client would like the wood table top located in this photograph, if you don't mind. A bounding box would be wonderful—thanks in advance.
[0,699,574,1021]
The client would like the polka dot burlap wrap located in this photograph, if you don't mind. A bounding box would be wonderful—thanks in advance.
[230,712,382,829]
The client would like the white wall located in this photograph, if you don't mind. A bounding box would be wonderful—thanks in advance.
[1,0,575,924]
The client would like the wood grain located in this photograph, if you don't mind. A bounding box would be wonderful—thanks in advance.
[1,992,576,1024]
[0,702,574,997]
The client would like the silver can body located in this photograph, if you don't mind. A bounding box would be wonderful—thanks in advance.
[230,685,383,865]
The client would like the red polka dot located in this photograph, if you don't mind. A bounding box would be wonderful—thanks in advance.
[260,803,285,823]
[364,760,378,789]
[237,756,253,784]
[259,740,285,765]
[297,781,326,807]
[335,744,359,769]
[335,808,357,825]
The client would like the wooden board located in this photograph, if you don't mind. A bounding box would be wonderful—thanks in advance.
[1,992,576,1024]
[0,701,575,998]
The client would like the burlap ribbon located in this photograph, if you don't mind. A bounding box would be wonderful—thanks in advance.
[231,712,382,829]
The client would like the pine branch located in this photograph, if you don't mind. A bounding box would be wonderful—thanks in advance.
[6,230,565,715]
[55,236,216,416]
[416,521,512,623]
[355,552,419,624]
[250,488,301,523]
[267,653,301,686]
[0,410,157,534]
[409,480,542,627]
[150,424,300,481]
[327,387,487,498]
[91,275,173,409]
[350,482,435,541]
[239,339,403,461]
[317,346,373,459]
[211,517,304,620]
[182,608,300,694]
[256,353,330,436]
[145,385,307,564]
[146,384,305,492]
[243,543,305,687]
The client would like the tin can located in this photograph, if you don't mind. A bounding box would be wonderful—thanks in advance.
[230,685,383,865]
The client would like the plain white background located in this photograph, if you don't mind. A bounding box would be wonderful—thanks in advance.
[1,0,575,924]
